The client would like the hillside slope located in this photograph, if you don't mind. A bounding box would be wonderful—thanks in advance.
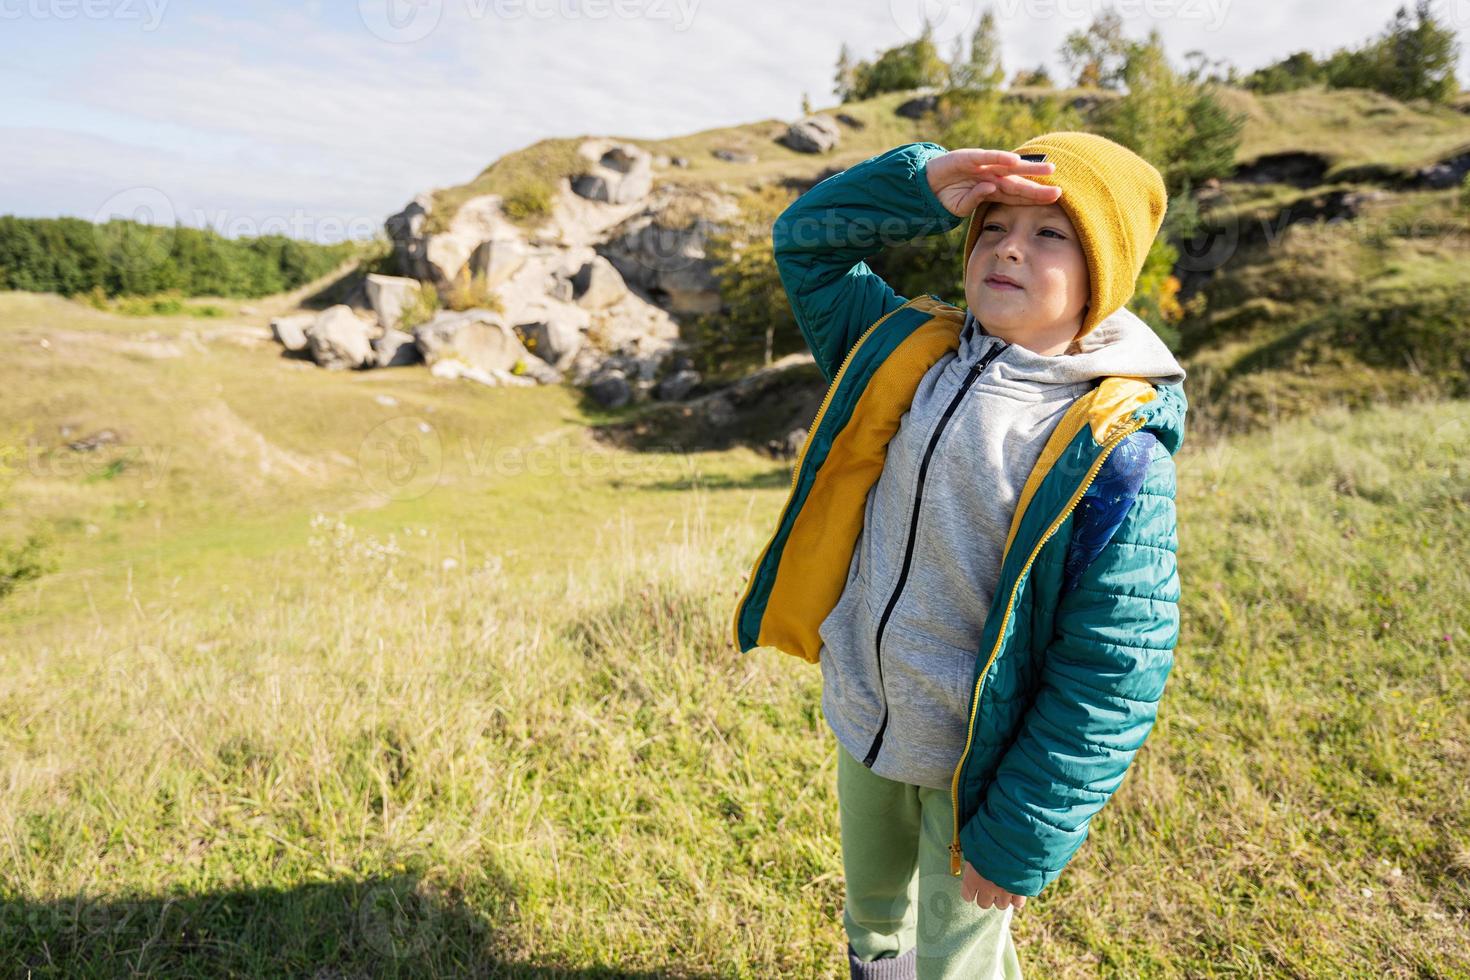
[1,285,1467,971]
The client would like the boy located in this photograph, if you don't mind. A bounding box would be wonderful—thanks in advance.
[730,132,1186,978]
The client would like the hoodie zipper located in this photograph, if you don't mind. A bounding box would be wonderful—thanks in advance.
[860,336,1010,768]
[947,410,1149,877]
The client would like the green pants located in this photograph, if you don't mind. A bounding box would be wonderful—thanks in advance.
[837,741,1024,979]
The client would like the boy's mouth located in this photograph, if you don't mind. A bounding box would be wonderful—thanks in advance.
[984,273,1024,291]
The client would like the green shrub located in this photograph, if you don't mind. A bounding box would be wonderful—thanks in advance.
[0,443,50,603]
[443,270,504,313]
[686,184,800,381]
[397,281,442,330]
[502,183,554,222]
[838,26,949,102]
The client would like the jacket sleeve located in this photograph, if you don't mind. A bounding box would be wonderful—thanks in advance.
[957,443,1181,897]
[771,141,963,384]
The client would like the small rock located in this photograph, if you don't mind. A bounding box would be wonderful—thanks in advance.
[781,114,842,154]
[896,94,938,119]
[712,148,758,164]
[586,369,631,409]
[655,368,701,401]
[68,429,120,452]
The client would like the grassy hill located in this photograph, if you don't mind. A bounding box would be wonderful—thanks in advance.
[2,83,1469,976]
[1,288,1467,976]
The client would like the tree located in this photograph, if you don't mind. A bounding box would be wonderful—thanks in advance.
[950,9,1005,92]
[1248,2,1459,104]
[1182,49,1240,86]
[1060,9,1129,89]
[1378,0,1459,103]
[1095,29,1245,196]
[1011,65,1054,88]
[1243,50,1323,93]
[834,42,858,102]
[842,20,951,102]
[688,184,801,377]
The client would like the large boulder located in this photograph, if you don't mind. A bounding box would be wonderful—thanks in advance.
[780,114,841,154]
[305,305,377,370]
[270,313,314,353]
[599,185,738,316]
[384,193,433,284]
[364,274,422,331]
[413,308,560,384]
[571,143,653,205]
[514,299,588,371]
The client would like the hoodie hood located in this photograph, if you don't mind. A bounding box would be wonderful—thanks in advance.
[958,302,1188,456]
[960,303,1186,388]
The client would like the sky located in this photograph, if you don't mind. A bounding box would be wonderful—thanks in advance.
[2,0,1466,243]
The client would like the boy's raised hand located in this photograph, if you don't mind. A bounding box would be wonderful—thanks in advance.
[961,859,1028,911]
[926,149,1061,217]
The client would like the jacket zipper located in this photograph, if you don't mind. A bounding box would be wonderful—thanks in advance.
[860,337,1009,768]
[729,297,941,653]
[947,411,1149,877]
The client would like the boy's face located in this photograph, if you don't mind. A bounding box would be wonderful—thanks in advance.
[964,201,1090,355]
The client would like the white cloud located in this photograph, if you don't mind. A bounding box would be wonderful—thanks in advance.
[0,0,1464,241]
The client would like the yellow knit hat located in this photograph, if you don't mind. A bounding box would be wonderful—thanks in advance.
[961,131,1168,341]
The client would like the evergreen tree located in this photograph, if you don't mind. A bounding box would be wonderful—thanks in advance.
[1060,9,1129,89]
[960,9,1006,92]
[834,42,857,102]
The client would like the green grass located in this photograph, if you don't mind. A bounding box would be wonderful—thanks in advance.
[1218,85,1470,179]
[0,290,1467,976]
[1179,176,1470,438]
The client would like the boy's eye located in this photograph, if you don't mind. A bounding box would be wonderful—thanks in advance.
[983,222,1066,240]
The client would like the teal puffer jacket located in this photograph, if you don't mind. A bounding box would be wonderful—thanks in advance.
[730,142,1186,897]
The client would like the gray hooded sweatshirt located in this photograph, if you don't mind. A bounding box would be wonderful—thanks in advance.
[817,303,1187,790]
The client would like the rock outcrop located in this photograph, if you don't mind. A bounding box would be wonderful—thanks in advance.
[271,135,747,402]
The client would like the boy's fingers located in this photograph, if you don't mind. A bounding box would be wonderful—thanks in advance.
[979,160,1055,177]
[992,175,1062,202]
[952,149,1022,167]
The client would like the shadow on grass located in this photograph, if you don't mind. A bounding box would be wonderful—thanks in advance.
[3,869,721,979]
